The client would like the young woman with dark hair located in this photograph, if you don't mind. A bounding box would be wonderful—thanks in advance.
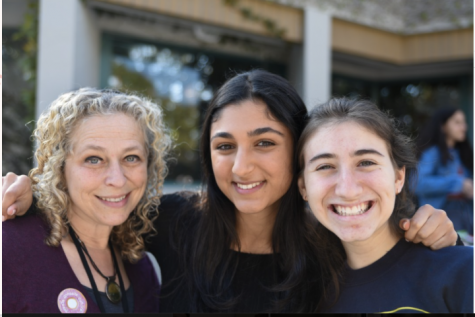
[2,71,461,313]
[163,70,323,312]
[416,108,473,240]
[297,98,473,313]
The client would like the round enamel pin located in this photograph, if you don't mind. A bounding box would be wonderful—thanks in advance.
[57,288,87,313]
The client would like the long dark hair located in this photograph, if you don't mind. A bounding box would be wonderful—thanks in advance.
[174,70,327,312]
[417,107,473,173]
[296,97,418,307]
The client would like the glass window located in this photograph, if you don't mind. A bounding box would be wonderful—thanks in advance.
[101,33,287,190]
[332,74,473,144]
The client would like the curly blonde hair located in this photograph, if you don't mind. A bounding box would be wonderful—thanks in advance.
[29,88,171,263]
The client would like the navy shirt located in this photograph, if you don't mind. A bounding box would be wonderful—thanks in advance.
[324,239,473,313]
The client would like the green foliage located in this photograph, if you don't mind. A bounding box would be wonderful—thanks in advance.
[12,0,39,122]
[111,63,156,97]
[109,62,200,179]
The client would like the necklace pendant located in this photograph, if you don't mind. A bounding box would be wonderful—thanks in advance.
[105,278,122,304]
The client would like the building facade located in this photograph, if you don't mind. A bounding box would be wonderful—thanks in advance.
[3,0,473,186]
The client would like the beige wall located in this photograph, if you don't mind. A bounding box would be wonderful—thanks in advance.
[97,0,303,42]
[404,28,473,63]
[332,18,473,64]
[97,0,472,64]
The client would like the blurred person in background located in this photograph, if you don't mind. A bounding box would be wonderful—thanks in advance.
[3,89,169,313]
[416,108,474,245]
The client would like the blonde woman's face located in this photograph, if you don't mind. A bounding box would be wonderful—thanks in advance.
[64,113,148,228]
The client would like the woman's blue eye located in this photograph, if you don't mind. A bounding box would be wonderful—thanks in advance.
[316,164,333,171]
[86,157,101,164]
[125,155,139,162]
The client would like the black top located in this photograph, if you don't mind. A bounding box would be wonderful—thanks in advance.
[83,286,134,313]
[146,192,287,313]
[324,239,473,313]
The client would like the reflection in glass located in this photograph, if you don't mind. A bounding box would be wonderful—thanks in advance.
[103,35,287,187]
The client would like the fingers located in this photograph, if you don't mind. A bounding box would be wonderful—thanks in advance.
[2,205,17,222]
[2,172,18,198]
[2,173,32,221]
[399,218,410,231]
[402,204,433,242]
[427,229,458,250]
[2,173,20,217]
[409,212,443,244]
[410,219,444,246]
[403,204,457,249]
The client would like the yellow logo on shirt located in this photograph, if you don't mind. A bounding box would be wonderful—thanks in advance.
[381,306,429,314]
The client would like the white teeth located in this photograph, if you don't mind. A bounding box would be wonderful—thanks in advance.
[335,205,343,214]
[333,202,370,216]
[100,195,126,202]
[236,182,262,190]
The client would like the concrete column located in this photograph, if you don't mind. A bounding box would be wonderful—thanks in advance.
[302,6,332,110]
[36,0,100,118]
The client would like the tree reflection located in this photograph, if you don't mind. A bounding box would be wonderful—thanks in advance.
[108,44,215,183]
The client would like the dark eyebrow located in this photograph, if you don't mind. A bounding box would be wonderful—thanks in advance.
[353,149,384,157]
[307,149,384,165]
[308,153,335,164]
[210,127,284,141]
[248,127,284,137]
[210,132,234,141]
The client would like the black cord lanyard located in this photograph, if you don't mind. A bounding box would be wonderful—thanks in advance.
[69,225,129,313]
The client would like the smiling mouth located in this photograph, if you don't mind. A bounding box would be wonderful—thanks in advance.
[235,181,264,190]
[331,201,373,216]
[97,195,127,203]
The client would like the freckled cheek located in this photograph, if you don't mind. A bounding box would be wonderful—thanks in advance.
[132,166,148,193]
[305,174,328,210]
[65,167,100,197]
[361,170,396,197]
[305,177,331,212]
[309,194,330,224]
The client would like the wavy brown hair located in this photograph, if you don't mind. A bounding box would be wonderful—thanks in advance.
[297,97,418,308]
[29,88,171,262]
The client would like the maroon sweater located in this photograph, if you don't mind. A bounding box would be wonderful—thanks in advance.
[2,214,160,313]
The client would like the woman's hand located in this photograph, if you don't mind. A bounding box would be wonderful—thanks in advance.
[399,204,457,250]
[2,173,33,221]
